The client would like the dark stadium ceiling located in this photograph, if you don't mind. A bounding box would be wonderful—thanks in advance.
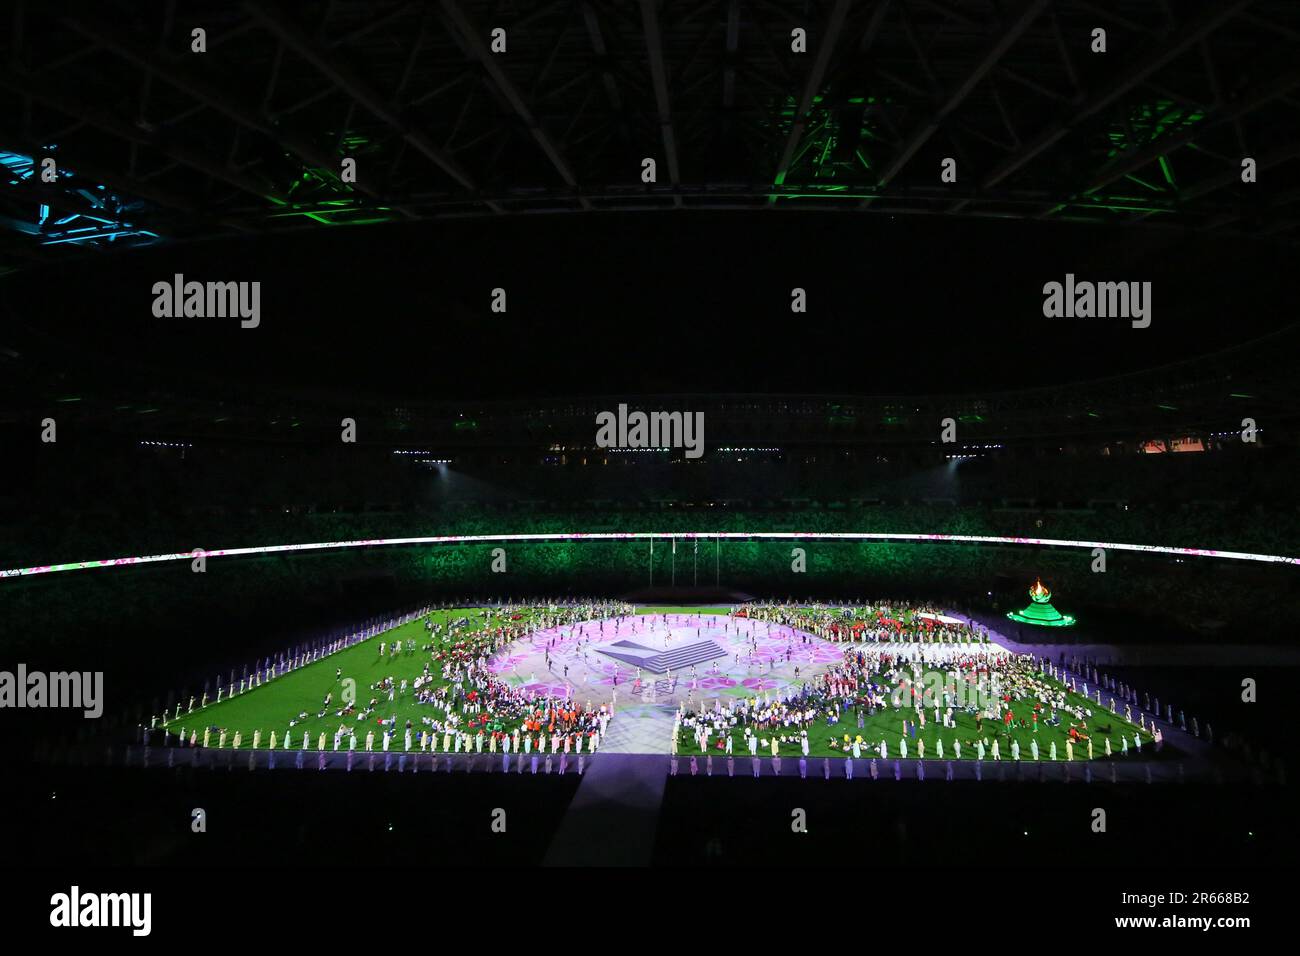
[3,323,1296,445]
[2,0,1300,276]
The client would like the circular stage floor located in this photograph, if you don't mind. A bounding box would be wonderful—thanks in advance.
[488,613,844,708]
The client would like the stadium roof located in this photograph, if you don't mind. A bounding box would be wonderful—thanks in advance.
[3,0,1300,276]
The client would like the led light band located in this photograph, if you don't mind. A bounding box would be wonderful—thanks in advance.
[1,531,1295,580]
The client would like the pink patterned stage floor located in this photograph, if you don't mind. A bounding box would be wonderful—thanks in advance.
[486,612,844,707]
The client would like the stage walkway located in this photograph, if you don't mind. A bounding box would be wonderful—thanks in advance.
[598,703,677,754]
[542,705,676,865]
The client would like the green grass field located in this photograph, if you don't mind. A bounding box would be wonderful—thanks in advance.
[163,607,546,748]
[164,604,727,746]
[679,679,1165,761]
[163,605,1164,760]
[638,605,734,615]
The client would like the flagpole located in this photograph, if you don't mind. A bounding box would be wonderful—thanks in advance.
[649,537,654,588]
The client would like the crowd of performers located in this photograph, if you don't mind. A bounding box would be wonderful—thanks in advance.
[167,599,1188,764]
[735,601,988,644]
[676,641,1161,761]
[184,600,633,752]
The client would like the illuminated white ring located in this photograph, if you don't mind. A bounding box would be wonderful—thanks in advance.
[2,531,1295,579]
